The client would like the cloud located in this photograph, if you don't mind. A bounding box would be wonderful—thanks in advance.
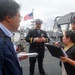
[16,0,75,30]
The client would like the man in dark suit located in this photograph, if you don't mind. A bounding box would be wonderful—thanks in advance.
[26,19,50,75]
[0,0,27,75]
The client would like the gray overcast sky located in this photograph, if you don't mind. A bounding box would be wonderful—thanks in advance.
[15,0,75,30]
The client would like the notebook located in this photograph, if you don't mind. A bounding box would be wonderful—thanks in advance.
[45,44,67,58]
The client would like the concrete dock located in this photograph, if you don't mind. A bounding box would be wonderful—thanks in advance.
[20,43,62,75]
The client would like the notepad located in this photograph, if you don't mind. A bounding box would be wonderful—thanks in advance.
[45,44,67,58]
[17,53,38,58]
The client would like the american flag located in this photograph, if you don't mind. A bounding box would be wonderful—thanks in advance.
[24,12,33,21]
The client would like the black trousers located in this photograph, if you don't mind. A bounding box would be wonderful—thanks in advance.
[29,55,45,75]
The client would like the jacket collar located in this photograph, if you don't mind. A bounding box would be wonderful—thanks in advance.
[0,23,13,37]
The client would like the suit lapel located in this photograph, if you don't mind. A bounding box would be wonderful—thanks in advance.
[0,29,18,61]
[35,29,41,37]
[66,45,75,54]
[34,29,39,36]
[5,37,18,59]
[35,29,38,34]
[5,37,21,66]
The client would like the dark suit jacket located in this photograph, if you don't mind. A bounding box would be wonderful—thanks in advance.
[25,29,50,57]
[0,29,22,75]
[63,44,75,75]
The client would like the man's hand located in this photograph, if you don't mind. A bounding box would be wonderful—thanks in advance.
[18,52,28,61]
[53,42,61,47]
[34,37,41,43]
[34,37,46,43]
[40,37,46,42]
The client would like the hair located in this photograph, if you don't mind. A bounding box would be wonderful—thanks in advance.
[71,16,75,24]
[0,0,20,21]
[65,30,75,43]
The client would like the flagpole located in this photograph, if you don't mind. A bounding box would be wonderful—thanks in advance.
[32,9,34,21]
[32,9,35,28]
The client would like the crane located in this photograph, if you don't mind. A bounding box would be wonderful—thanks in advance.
[50,12,75,43]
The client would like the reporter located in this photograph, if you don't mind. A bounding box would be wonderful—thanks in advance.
[60,30,75,75]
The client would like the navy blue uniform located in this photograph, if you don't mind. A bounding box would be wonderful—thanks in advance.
[26,29,50,75]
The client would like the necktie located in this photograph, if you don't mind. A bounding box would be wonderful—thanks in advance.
[37,30,41,37]
[37,30,40,34]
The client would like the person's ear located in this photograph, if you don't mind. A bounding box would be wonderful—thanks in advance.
[67,37,70,42]
[5,15,12,22]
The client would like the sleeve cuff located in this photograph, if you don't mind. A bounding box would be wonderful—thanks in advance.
[30,38,33,43]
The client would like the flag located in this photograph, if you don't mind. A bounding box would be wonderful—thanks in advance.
[24,12,33,21]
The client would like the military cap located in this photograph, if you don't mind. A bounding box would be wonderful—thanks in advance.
[34,19,43,24]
